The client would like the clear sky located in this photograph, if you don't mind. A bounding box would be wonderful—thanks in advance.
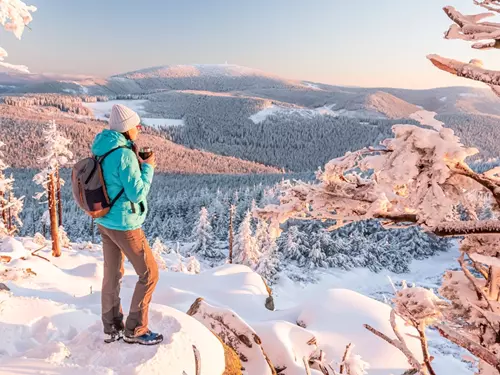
[3,0,500,89]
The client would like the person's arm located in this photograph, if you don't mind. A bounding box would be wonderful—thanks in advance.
[118,149,154,204]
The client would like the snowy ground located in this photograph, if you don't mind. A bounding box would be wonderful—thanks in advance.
[0,238,470,374]
[83,100,185,128]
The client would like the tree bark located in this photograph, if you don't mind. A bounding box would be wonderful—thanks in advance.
[0,191,6,228]
[56,167,63,227]
[48,173,61,257]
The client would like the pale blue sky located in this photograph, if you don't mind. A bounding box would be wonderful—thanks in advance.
[2,0,500,88]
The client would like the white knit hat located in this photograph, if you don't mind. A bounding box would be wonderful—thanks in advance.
[109,104,140,133]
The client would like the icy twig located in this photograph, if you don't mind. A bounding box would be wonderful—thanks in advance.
[364,318,423,372]
[339,343,352,374]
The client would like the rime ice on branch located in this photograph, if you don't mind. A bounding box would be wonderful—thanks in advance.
[0,0,36,73]
[428,3,500,95]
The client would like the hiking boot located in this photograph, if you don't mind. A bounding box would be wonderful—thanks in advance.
[104,328,123,344]
[123,330,163,346]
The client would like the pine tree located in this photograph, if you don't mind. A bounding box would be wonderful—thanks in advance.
[278,226,306,261]
[233,211,259,268]
[152,238,168,270]
[187,256,201,274]
[33,120,73,257]
[191,207,218,258]
[0,142,23,236]
[305,231,328,269]
[255,221,280,285]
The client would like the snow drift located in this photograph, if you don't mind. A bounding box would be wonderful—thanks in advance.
[0,237,454,374]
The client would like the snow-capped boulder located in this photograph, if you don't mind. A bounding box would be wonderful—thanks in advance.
[188,297,276,375]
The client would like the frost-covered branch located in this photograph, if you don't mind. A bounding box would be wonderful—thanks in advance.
[364,319,423,372]
[459,253,495,311]
[428,55,500,94]
[429,2,500,95]
[475,0,500,13]
[437,324,500,371]
[0,0,37,73]
[257,123,500,238]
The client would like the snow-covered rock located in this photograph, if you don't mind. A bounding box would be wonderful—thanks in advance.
[296,289,423,374]
[0,237,30,261]
[188,297,274,375]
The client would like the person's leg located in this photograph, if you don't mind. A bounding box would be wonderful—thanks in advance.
[98,225,125,335]
[105,228,159,337]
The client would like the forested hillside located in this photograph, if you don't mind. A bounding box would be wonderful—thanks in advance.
[0,105,279,174]
[12,169,449,277]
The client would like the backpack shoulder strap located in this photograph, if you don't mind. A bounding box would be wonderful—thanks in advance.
[84,146,130,185]
[97,145,130,164]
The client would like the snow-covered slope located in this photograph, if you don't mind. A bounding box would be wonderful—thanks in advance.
[0,237,470,374]
[366,91,421,119]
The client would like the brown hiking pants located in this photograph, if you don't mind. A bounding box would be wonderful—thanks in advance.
[98,225,159,337]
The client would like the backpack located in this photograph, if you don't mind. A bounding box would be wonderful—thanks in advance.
[71,146,129,218]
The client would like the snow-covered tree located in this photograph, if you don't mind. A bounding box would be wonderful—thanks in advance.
[152,238,168,270]
[304,231,328,269]
[257,114,500,372]
[0,0,37,73]
[233,211,259,268]
[170,254,188,273]
[0,142,23,236]
[257,15,500,365]
[191,207,218,258]
[254,220,280,284]
[278,225,305,261]
[33,120,73,257]
[186,256,201,274]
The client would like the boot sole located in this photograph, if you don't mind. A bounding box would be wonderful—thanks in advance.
[123,336,163,346]
[104,336,123,344]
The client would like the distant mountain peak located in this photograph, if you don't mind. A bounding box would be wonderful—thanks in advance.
[113,64,285,80]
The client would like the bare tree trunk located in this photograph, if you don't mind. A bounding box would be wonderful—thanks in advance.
[7,194,12,233]
[229,205,235,264]
[48,173,61,257]
[0,191,6,228]
[56,167,63,227]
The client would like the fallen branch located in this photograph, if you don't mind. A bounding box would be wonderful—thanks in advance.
[31,245,50,263]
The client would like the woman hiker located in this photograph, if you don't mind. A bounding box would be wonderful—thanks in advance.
[91,104,162,345]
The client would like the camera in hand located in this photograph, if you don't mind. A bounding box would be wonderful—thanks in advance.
[139,147,153,160]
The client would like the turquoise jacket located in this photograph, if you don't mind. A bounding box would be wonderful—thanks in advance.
[91,130,154,231]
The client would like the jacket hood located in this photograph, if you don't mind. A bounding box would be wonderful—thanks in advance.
[92,129,131,157]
